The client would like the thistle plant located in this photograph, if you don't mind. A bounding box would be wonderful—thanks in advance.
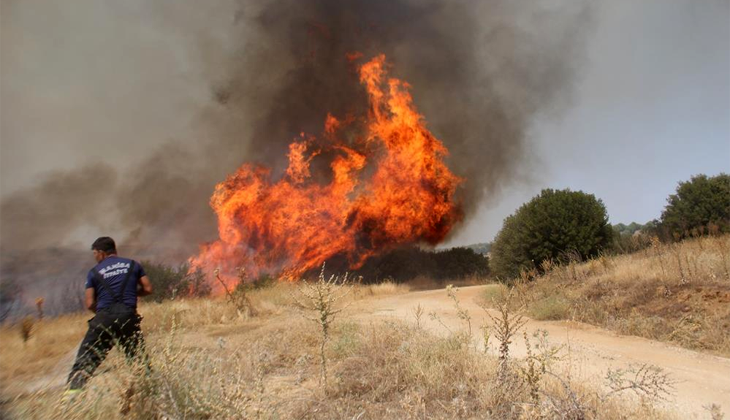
[605,363,675,402]
[520,329,562,403]
[446,284,472,336]
[482,289,526,382]
[480,324,491,354]
[291,263,351,388]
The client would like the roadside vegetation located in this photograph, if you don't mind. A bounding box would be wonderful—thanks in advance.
[490,188,613,280]
[0,277,678,420]
[483,174,730,355]
[485,174,730,356]
[485,234,730,356]
[351,245,489,283]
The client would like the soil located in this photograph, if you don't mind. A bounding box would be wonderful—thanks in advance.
[350,285,730,418]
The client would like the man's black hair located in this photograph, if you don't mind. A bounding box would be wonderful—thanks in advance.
[91,237,117,254]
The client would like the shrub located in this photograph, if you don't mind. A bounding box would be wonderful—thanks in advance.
[611,222,655,254]
[353,246,489,283]
[659,173,730,240]
[141,261,211,302]
[490,188,613,280]
[528,296,571,321]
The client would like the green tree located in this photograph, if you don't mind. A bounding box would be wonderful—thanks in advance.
[659,173,730,240]
[433,247,489,279]
[491,189,613,280]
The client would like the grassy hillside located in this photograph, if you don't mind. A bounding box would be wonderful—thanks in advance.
[0,279,678,419]
[487,235,730,356]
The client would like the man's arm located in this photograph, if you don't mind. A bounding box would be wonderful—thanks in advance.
[138,275,153,297]
[85,288,97,313]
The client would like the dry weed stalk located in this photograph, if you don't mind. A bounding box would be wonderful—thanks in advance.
[716,237,730,281]
[670,243,688,284]
[214,268,253,317]
[651,236,667,279]
[483,289,527,382]
[541,371,592,419]
[446,284,472,336]
[412,303,424,329]
[540,258,555,274]
[35,297,44,320]
[598,253,613,274]
[291,263,351,388]
[250,349,271,420]
[521,331,541,403]
[352,275,365,300]
[520,329,562,404]
[20,316,34,343]
[480,324,491,354]
[512,276,533,308]
[705,403,725,420]
[427,310,454,334]
[560,249,583,282]
[605,363,675,401]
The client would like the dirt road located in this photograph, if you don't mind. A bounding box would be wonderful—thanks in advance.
[351,285,730,418]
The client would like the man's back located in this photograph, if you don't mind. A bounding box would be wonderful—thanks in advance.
[86,256,146,310]
[68,237,153,391]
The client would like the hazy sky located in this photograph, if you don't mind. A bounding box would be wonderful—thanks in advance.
[2,0,729,248]
[447,0,730,245]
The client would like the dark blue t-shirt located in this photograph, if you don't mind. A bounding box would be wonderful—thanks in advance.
[85,256,146,310]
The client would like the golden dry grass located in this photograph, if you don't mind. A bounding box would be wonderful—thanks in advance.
[1,279,681,419]
[497,235,730,355]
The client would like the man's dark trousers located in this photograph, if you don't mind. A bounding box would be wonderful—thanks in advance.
[67,308,147,390]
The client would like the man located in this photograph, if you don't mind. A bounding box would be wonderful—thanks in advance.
[66,237,153,392]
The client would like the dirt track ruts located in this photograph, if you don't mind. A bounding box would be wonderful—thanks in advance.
[351,285,730,418]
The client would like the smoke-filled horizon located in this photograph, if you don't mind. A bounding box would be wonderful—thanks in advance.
[1,0,590,263]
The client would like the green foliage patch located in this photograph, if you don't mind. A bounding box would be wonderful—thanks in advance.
[490,188,613,280]
[659,173,730,240]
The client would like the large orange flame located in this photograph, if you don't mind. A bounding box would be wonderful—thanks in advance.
[191,54,462,282]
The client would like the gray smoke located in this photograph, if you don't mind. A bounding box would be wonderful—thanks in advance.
[1,0,591,263]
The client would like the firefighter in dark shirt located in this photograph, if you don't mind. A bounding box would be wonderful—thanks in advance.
[66,237,153,392]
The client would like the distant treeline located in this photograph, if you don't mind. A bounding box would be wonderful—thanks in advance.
[612,221,656,237]
[352,246,489,284]
[464,242,492,255]
[489,173,729,280]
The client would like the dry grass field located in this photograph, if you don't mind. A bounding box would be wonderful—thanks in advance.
[0,277,683,420]
[487,235,730,356]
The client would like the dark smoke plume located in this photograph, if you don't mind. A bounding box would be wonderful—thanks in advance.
[1,0,591,295]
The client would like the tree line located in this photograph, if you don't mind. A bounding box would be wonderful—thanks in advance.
[489,173,729,280]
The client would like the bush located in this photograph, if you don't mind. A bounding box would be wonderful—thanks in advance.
[528,296,571,321]
[353,246,489,283]
[659,173,730,240]
[611,222,655,254]
[141,261,211,302]
[490,188,613,280]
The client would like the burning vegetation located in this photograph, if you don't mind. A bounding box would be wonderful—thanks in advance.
[191,54,462,282]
